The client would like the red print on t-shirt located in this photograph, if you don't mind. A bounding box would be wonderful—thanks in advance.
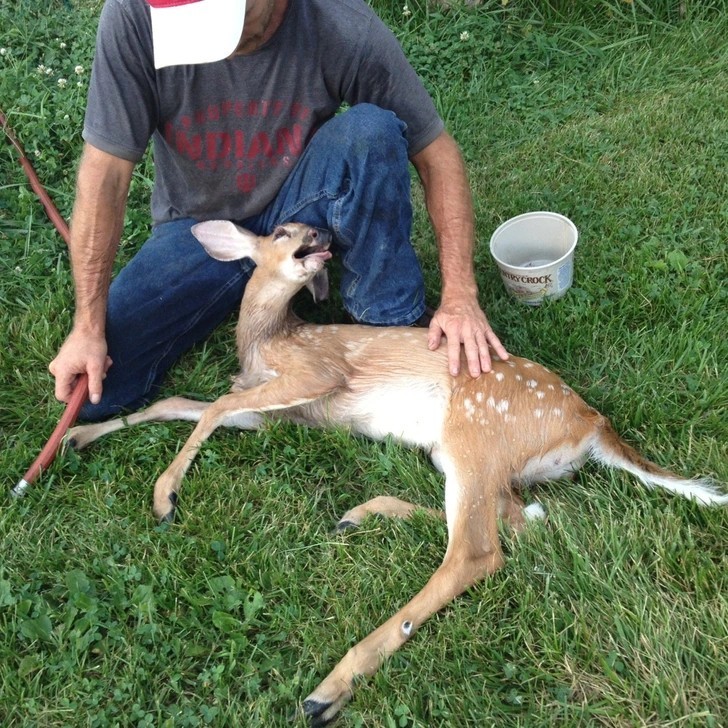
[163,99,311,193]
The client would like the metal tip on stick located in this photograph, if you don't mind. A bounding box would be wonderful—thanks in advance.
[11,374,88,499]
[11,479,31,499]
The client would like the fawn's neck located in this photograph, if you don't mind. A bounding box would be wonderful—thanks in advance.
[235,274,300,366]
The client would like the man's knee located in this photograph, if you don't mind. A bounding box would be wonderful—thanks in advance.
[320,104,408,156]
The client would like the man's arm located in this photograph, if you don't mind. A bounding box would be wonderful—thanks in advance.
[411,131,508,377]
[49,143,135,404]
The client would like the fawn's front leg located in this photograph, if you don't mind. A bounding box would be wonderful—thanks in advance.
[152,379,335,521]
[66,397,215,451]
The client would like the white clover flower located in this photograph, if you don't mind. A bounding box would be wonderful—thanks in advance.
[45,67,53,75]
[37,64,46,74]
[60,42,67,49]
[402,4,411,17]
[0,48,7,56]
[57,78,68,88]
[77,80,83,87]
[74,65,84,75]
[63,114,70,121]
[34,149,42,158]
[460,31,470,42]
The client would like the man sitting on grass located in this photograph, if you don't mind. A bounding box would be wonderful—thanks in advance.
[50,0,508,420]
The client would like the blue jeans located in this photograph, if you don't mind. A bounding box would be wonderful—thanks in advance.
[81,104,426,421]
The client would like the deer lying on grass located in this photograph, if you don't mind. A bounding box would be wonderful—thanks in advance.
[66,221,727,725]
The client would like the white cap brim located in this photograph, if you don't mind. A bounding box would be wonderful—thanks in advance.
[150,0,247,69]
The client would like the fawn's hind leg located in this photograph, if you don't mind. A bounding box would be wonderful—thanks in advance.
[335,490,544,533]
[303,438,508,725]
[335,495,444,531]
[499,488,548,532]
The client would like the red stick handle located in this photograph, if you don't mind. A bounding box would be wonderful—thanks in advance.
[1,110,71,244]
[3,108,85,497]
[12,375,89,496]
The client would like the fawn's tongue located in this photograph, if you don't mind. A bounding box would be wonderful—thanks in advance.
[303,250,332,270]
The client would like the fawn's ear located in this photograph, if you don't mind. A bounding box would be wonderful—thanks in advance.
[305,269,329,304]
[191,220,259,261]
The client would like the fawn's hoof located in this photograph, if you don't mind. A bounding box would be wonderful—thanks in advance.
[64,425,93,451]
[302,699,335,726]
[157,493,178,523]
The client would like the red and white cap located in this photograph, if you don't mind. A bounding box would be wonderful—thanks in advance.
[147,0,247,69]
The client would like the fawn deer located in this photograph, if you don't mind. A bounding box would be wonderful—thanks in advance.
[66,221,726,725]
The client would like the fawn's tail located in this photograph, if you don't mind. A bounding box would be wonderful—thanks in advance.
[590,420,727,506]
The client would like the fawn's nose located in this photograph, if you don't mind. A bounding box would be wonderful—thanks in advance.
[304,227,331,246]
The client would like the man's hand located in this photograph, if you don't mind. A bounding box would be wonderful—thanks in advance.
[428,297,509,378]
[49,328,112,406]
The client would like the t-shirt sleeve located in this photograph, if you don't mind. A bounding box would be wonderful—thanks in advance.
[344,13,445,157]
[82,0,158,162]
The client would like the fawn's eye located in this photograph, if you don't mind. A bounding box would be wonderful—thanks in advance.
[273,226,290,240]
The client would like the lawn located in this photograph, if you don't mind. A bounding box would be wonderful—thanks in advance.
[1,1,726,726]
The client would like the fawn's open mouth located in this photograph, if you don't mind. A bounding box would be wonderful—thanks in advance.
[294,241,330,259]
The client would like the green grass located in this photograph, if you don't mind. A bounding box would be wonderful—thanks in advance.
[1,1,727,726]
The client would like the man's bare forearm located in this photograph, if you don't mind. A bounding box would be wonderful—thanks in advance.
[70,143,134,334]
[49,143,134,403]
[412,132,478,305]
[412,131,508,376]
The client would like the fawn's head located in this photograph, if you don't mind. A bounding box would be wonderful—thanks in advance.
[192,220,332,302]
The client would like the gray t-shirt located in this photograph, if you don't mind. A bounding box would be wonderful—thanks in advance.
[83,0,444,225]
